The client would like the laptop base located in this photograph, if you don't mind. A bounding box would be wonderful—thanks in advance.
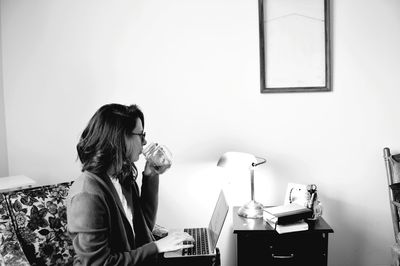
[161,247,220,266]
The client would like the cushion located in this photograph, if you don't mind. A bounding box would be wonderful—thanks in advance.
[6,182,75,266]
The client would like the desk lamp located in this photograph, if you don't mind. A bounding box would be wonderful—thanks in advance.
[217,152,266,219]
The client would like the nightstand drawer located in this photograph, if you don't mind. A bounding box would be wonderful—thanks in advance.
[236,230,329,266]
[269,233,327,266]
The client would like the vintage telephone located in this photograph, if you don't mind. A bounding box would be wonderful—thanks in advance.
[286,183,322,219]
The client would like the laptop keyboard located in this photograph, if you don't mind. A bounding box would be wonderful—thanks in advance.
[183,228,209,256]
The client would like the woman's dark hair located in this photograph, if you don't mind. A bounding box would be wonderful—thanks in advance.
[77,103,144,178]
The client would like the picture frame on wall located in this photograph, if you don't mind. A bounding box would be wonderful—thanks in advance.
[258,0,331,93]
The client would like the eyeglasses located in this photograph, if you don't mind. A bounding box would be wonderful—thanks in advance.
[131,131,146,142]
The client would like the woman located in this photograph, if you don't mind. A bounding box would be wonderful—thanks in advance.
[67,103,193,265]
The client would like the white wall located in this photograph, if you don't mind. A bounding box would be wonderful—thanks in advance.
[0,1,8,177]
[1,0,400,265]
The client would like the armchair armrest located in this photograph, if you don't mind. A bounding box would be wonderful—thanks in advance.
[0,194,30,265]
[0,224,30,265]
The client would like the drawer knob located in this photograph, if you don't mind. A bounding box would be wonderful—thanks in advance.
[271,253,294,259]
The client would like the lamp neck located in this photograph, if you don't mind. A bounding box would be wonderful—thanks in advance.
[252,157,267,167]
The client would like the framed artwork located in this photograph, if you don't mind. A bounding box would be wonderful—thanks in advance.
[258,0,331,93]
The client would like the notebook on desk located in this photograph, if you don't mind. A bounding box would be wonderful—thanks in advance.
[164,190,229,258]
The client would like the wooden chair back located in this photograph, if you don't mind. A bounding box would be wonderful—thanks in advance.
[384,147,400,243]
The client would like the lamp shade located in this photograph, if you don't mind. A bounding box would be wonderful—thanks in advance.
[217,152,257,169]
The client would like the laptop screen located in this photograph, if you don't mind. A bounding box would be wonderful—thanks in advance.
[208,190,229,250]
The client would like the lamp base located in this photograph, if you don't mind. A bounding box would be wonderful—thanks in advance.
[237,200,264,219]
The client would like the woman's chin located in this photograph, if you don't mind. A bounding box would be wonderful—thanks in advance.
[132,154,140,162]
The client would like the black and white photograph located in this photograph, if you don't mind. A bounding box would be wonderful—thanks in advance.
[0,1,399,266]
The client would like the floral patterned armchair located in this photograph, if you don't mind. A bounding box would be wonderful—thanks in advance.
[0,182,74,265]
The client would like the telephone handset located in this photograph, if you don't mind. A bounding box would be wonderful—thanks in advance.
[307,184,318,209]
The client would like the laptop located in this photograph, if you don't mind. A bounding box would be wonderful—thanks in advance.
[164,190,229,258]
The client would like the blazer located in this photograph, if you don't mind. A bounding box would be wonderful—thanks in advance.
[66,171,159,266]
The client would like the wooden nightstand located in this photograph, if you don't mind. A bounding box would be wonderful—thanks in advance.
[232,206,334,266]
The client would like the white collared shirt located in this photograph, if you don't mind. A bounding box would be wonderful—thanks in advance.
[109,177,134,233]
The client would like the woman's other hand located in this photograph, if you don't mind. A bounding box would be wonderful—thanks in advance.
[154,231,194,253]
